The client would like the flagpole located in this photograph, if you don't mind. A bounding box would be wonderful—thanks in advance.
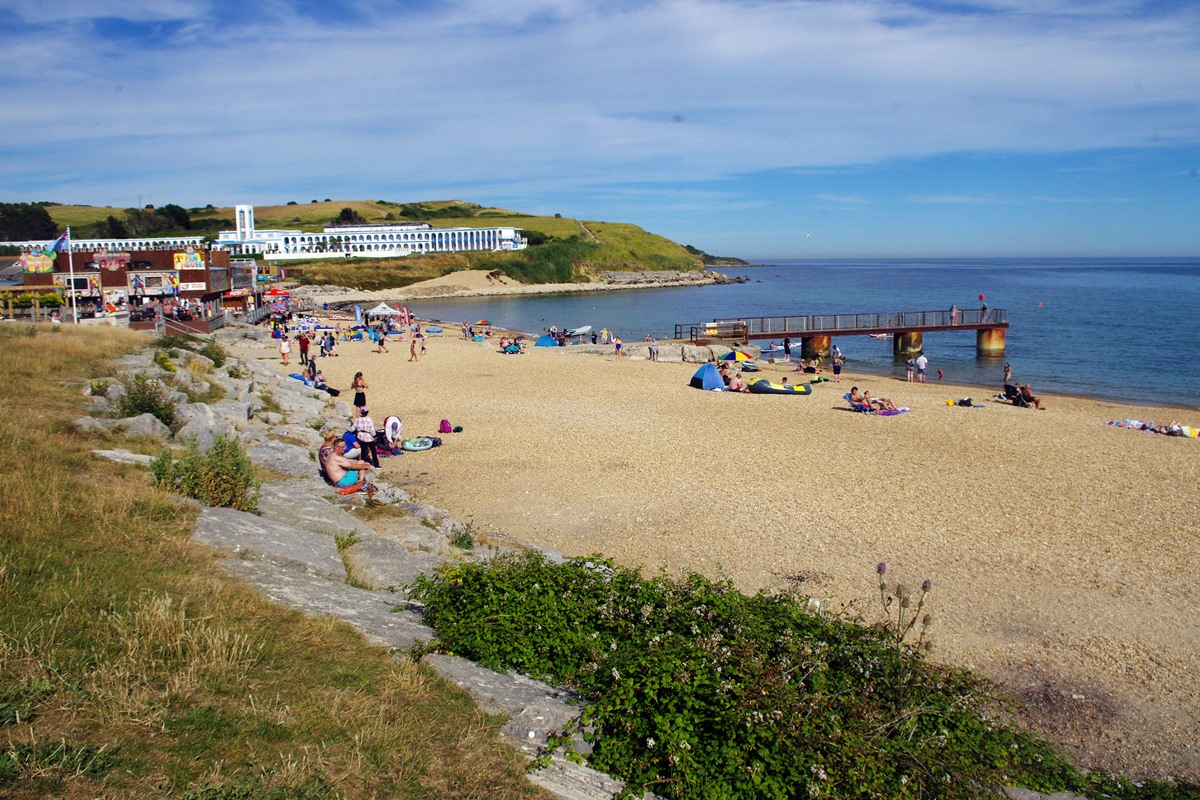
[66,227,78,324]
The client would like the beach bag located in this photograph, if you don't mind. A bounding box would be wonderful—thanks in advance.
[439,419,453,434]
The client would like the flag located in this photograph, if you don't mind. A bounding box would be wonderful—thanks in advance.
[42,231,70,258]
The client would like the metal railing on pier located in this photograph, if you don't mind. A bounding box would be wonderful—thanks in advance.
[675,308,1007,342]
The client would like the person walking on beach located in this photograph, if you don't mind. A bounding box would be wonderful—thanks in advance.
[279,334,291,366]
[376,328,389,354]
[646,334,658,361]
[783,336,792,361]
[832,353,844,382]
[1003,362,1013,386]
[906,357,916,382]
[408,337,419,362]
[613,335,623,361]
[915,353,928,383]
[298,332,310,365]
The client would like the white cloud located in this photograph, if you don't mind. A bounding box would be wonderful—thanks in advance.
[1,0,1198,212]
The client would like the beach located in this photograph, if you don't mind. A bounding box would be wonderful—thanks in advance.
[238,273,1200,781]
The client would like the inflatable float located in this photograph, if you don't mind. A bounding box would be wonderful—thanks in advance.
[747,378,812,395]
[401,437,435,452]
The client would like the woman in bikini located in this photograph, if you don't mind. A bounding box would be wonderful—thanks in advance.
[351,372,368,414]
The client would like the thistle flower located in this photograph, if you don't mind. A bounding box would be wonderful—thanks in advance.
[922,579,933,592]
[876,562,887,574]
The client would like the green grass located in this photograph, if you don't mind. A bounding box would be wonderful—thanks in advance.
[0,325,546,800]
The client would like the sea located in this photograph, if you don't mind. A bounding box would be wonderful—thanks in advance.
[407,258,1200,410]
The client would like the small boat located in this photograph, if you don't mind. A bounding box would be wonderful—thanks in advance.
[564,325,592,337]
[868,333,893,340]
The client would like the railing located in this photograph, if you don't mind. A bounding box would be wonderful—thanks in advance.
[672,321,748,341]
[676,308,1007,341]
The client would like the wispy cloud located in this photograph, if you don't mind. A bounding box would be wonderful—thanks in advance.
[0,1,1197,255]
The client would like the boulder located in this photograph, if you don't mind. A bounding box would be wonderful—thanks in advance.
[113,412,172,440]
[247,440,317,477]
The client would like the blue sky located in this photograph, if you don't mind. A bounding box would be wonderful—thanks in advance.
[1,0,1197,258]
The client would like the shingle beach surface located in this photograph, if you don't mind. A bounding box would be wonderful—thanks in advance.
[240,279,1200,781]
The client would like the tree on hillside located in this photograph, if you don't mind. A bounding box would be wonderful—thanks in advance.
[158,204,192,230]
[0,202,58,240]
[334,207,367,226]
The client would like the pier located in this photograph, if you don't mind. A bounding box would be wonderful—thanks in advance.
[674,307,1008,357]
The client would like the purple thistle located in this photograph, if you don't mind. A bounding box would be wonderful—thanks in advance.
[876,563,887,574]
[922,579,933,592]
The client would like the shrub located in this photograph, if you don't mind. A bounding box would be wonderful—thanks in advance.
[117,373,177,430]
[151,435,261,513]
[199,339,227,368]
[410,555,1086,800]
[154,351,177,372]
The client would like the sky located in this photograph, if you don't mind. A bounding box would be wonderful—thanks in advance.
[1,0,1198,259]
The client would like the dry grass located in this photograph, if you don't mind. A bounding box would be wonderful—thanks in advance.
[0,325,547,799]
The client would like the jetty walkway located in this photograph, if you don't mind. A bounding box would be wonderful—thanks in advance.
[674,307,1008,357]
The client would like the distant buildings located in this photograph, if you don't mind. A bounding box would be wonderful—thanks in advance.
[215,205,528,260]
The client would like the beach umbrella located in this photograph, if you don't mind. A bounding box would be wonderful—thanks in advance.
[475,319,490,325]
[722,350,753,361]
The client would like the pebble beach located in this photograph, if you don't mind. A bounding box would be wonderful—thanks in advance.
[251,272,1200,781]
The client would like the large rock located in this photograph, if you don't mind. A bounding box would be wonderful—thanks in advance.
[114,412,172,440]
[174,404,230,451]
[342,531,446,591]
[271,392,326,421]
[192,506,346,581]
[74,416,115,434]
[210,399,254,423]
[258,479,373,540]
[247,440,317,477]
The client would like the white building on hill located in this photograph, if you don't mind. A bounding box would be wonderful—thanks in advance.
[215,205,527,260]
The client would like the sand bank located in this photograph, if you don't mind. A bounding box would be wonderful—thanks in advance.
[240,327,1200,781]
[291,269,725,309]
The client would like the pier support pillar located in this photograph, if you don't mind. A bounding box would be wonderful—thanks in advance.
[893,331,923,356]
[801,335,831,360]
[976,327,1006,355]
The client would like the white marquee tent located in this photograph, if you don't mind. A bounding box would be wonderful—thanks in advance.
[366,302,400,316]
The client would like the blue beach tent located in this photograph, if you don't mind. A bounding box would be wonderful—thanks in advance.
[690,363,725,391]
[534,335,558,347]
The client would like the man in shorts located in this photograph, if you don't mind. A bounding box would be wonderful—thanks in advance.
[320,434,374,487]
[915,353,929,383]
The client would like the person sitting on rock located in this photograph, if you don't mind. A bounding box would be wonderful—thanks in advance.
[319,434,373,488]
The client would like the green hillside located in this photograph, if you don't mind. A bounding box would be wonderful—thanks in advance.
[44,200,719,290]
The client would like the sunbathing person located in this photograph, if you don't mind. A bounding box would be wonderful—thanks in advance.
[848,387,872,409]
[863,390,898,412]
[728,371,750,393]
[319,434,374,487]
[1020,383,1045,410]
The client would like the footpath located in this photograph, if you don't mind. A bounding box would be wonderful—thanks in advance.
[79,322,1080,800]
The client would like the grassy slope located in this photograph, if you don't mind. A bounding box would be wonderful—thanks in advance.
[46,201,705,289]
[0,324,545,799]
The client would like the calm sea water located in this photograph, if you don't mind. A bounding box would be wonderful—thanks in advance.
[409,258,1200,410]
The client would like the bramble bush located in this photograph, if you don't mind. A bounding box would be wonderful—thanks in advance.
[117,372,177,430]
[409,554,1198,800]
[151,435,260,513]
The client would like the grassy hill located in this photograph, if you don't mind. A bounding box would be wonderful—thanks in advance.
[46,200,721,291]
